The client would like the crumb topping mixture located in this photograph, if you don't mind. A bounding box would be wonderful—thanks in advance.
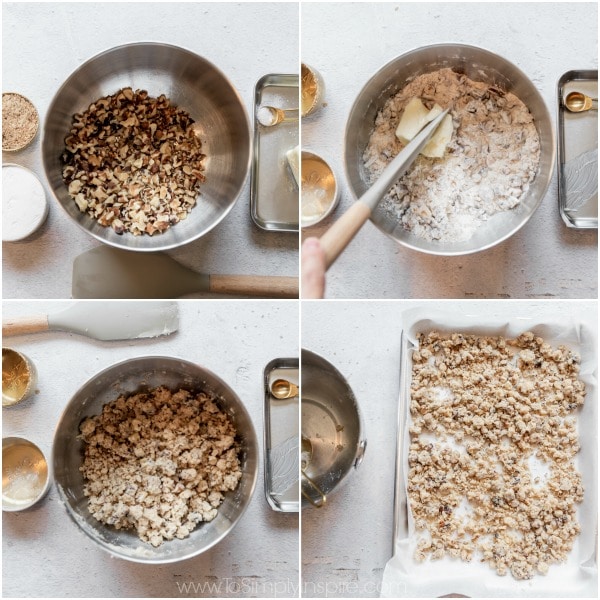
[363,68,541,243]
[80,386,242,547]
[408,331,585,579]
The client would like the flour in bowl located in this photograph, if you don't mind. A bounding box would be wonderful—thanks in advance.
[363,68,541,243]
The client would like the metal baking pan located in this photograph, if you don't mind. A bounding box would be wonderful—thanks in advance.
[251,74,299,232]
[557,70,598,228]
[263,357,299,512]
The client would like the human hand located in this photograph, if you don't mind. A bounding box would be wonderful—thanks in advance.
[301,237,326,299]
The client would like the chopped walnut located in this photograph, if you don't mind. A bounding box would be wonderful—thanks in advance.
[79,387,241,547]
[408,331,585,580]
[61,88,206,236]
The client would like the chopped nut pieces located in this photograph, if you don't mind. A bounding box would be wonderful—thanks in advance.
[2,92,39,151]
[409,331,585,580]
[61,88,206,236]
[79,387,242,547]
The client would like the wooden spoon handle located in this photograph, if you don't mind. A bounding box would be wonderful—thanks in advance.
[3,315,50,337]
[319,200,372,270]
[209,275,298,298]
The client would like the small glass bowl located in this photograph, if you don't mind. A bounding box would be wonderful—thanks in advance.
[2,92,39,152]
[2,348,37,407]
[2,164,49,242]
[2,437,51,511]
[301,150,339,228]
[301,64,326,118]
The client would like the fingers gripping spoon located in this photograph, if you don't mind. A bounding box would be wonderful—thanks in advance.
[319,109,449,269]
[72,246,299,299]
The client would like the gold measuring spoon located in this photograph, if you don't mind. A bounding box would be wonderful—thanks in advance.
[270,378,299,399]
[257,106,299,127]
[564,91,598,112]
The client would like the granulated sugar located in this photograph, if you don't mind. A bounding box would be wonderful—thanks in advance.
[2,165,48,241]
[363,68,541,243]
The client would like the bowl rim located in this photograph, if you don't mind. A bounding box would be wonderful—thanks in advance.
[301,348,366,506]
[1,164,49,243]
[343,42,556,256]
[300,149,340,228]
[2,436,52,512]
[42,41,252,253]
[51,354,259,563]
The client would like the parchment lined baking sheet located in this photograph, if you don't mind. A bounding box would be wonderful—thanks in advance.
[381,307,598,598]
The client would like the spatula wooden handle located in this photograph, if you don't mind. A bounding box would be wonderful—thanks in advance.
[3,315,50,337]
[319,200,372,270]
[209,275,298,298]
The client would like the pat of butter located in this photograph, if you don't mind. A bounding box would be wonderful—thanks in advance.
[395,97,452,158]
[286,145,300,187]
[395,98,443,144]
[421,114,454,158]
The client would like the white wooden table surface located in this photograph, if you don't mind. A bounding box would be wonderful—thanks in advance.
[2,300,299,598]
[301,299,597,597]
[2,2,299,299]
[301,2,598,299]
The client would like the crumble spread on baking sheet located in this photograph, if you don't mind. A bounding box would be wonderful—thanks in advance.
[408,331,585,580]
[79,386,241,547]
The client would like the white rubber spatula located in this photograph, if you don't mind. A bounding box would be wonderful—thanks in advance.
[319,108,449,269]
[2,301,178,341]
[72,246,299,299]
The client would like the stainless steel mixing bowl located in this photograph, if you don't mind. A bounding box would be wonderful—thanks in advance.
[344,43,555,255]
[53,356,258,563]
[301,349,366,507]
[43,43,251,251]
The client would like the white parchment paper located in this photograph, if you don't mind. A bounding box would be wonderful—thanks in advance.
[381,307,598,598]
